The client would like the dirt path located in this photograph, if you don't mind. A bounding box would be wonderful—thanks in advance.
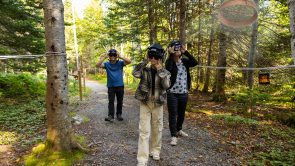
[73,80,240,166]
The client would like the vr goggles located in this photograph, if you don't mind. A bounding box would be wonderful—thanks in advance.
[148,48,163,60]
[170,40,182,51]
[108,49,117,57]
[174,44,181,51]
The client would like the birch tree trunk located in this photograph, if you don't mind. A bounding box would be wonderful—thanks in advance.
[289,0,295,63]
[43,0,73,151]
[247,0,259,89]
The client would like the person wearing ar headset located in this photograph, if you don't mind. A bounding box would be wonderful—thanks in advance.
[133,43,171,166]
[96,49,131,122]
[165,40,198,146]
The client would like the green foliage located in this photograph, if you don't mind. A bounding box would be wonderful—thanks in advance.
[275,112,295,129]
[87,74,107,84]
[232,88,270,105]
[0,72,45,99]
[211,114,259,125]
[0,0,44,54]
[0,72,89,148]
[249,148,295,166]
[0,99,45,147]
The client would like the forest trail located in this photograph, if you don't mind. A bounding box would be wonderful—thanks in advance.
[73,80,240,166]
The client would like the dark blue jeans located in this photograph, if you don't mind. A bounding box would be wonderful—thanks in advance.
[108,86,124,118]
[167,92,188,137]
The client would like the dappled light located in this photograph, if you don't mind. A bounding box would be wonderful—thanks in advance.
[1,0,295,165]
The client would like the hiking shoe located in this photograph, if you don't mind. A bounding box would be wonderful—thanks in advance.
[170,137,177,146]
[177,130,188,137]
[117,114,123,121]
[105,116,114,122]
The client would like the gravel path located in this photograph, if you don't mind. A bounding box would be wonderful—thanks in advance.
[73,80,240,166]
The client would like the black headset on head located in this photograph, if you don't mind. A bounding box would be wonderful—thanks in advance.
[108,49,117,57]
[147,43,165,60]
[169,40,182,51]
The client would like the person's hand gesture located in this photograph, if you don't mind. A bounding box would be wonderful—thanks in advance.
[100,53,108,59]
[168,46,174,54]
[154,59,163,71]
[180,45,186,54]
[117,52,122,59]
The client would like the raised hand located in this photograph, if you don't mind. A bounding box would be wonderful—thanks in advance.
[154,59,163,71]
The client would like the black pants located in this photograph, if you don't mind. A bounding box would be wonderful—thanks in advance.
[167,92,188,137]
[108,86,124,118]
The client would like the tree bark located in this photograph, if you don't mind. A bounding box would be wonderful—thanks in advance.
[179,0,186,44]
[214,24,227,101]
[196,0,202,91]
[148,0,157,44]
[289,0,295,64]
[247,0,259,89]
[203,16,215,93]
[43,0,72,151]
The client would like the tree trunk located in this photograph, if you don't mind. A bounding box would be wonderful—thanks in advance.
[289,0,295,64]
[196,0,202,91]
[179,0,186,44]
[148,0,157,44]
[214,24,227,101]
[43,0,73,151]
[202,16,215,93]
[247,0,259,89]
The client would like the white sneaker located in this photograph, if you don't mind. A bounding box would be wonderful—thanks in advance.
[177,130,188,137]
[152,153,160,160]
[170,137,177,146]
[137,162,147,166]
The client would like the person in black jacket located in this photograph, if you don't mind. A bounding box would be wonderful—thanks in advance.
[165,40,198,146]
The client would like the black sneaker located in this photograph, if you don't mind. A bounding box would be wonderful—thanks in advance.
[117,114,123,121]
[105,116,114,122]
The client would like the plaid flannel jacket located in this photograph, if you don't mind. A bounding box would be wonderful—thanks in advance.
[132,60,171,105]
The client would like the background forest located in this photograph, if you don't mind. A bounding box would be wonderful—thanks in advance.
[0,0,294,165]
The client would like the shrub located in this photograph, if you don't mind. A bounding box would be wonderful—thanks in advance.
[232,89,270,105]
[0,72,45,99]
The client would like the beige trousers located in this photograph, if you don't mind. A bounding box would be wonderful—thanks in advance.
[137,102,163,164]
